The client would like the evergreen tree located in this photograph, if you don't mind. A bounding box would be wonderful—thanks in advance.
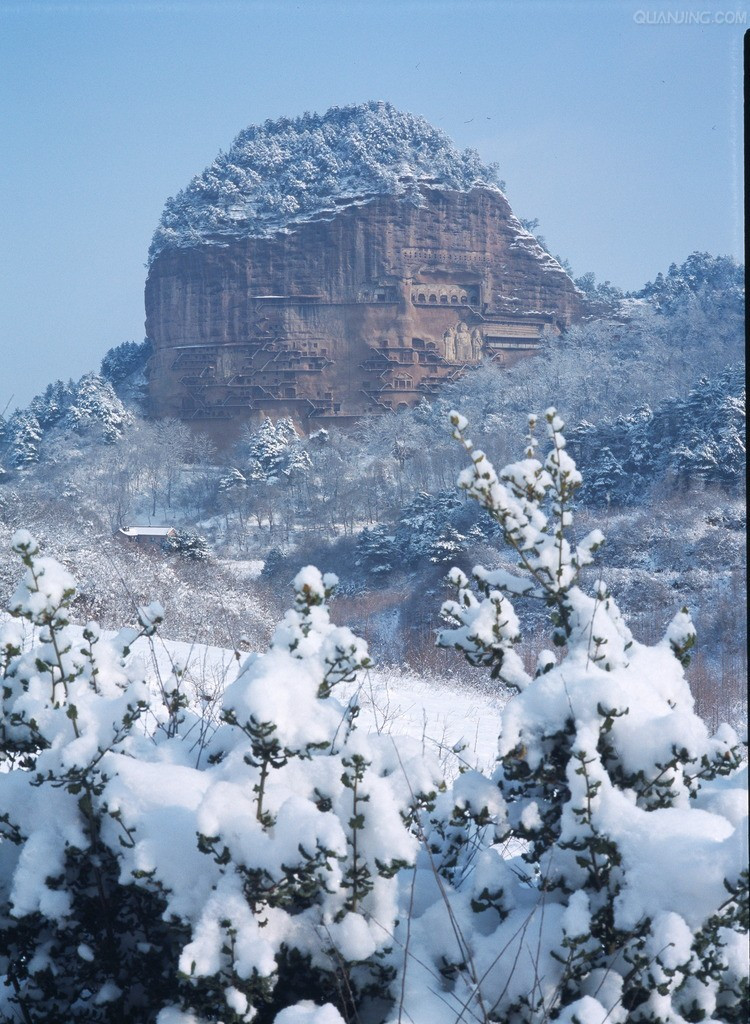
[66,373,130,443]
[403,408,749,1024]
[0,532,182,1023]
[28,379,75,430]
[637,253,744,315]
[8,411,42,467]
[158,567,430,1023]
[395,490,470,566]
[162,529,211,560]
[239,418,311,483]
[100,339,152,392]
[355,524,396,577]
[219,467,248,492]
[583,445,626,506]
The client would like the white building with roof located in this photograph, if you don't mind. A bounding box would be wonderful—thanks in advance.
[118,526,177,546]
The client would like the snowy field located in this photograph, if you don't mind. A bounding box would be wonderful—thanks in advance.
[0,609,506,774]
[122,630,506,775]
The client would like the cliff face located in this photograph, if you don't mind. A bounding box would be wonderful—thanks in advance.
[145,186,582,439]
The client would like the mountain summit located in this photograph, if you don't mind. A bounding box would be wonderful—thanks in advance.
[149,101,502,261]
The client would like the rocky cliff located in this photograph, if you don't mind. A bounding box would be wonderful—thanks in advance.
[145,103,582,438]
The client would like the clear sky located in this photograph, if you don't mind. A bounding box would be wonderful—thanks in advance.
[0,0,745,413]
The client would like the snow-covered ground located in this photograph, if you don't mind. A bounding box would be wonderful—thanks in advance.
[120,630,505,775]
[0,602,507,779]
[216,557,265,580]
[349,667,505,773]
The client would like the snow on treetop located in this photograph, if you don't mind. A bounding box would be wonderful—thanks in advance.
[149,101,502,262]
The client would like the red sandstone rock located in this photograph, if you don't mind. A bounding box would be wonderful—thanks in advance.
[145,186,582,441]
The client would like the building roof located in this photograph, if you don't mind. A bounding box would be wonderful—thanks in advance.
[119,526,177,537]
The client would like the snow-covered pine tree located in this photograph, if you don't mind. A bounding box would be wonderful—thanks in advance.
[355,524,397,577]
[219,467,249,492]
[28,379,75,430]
[239,417,311,483]
[637,252,744,315]
[0,531,183,1024]
[7,411,42,468]
[152,566,437,1024]
[582,444,626,507]
[100,339,152,394]
[567,365,745,507]
[670,370,746,492]
[0,534,439,1023]
[397,490,469,566]
[395,408,748,1024]
[162,529,211,560]
[66,372,131,443]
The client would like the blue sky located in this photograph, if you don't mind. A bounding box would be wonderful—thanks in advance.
[0,0,745,412]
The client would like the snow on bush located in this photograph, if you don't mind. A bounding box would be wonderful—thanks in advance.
[149,101,502,261]
[0,412,746,1023]
[566,365,746,505]
[237,416,312,483]
[1,372,131,470]
[0,541,439,1022]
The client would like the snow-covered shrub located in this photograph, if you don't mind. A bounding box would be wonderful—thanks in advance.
[0,539,438,1023]
[65,372,131,443]
[260,546,285,580]
[173,566,436,1021]
[396,408,748,1024]
[162,528,211,561]
[0,531,182,1022]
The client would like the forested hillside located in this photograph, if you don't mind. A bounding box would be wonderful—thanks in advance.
[0,253,745,728]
